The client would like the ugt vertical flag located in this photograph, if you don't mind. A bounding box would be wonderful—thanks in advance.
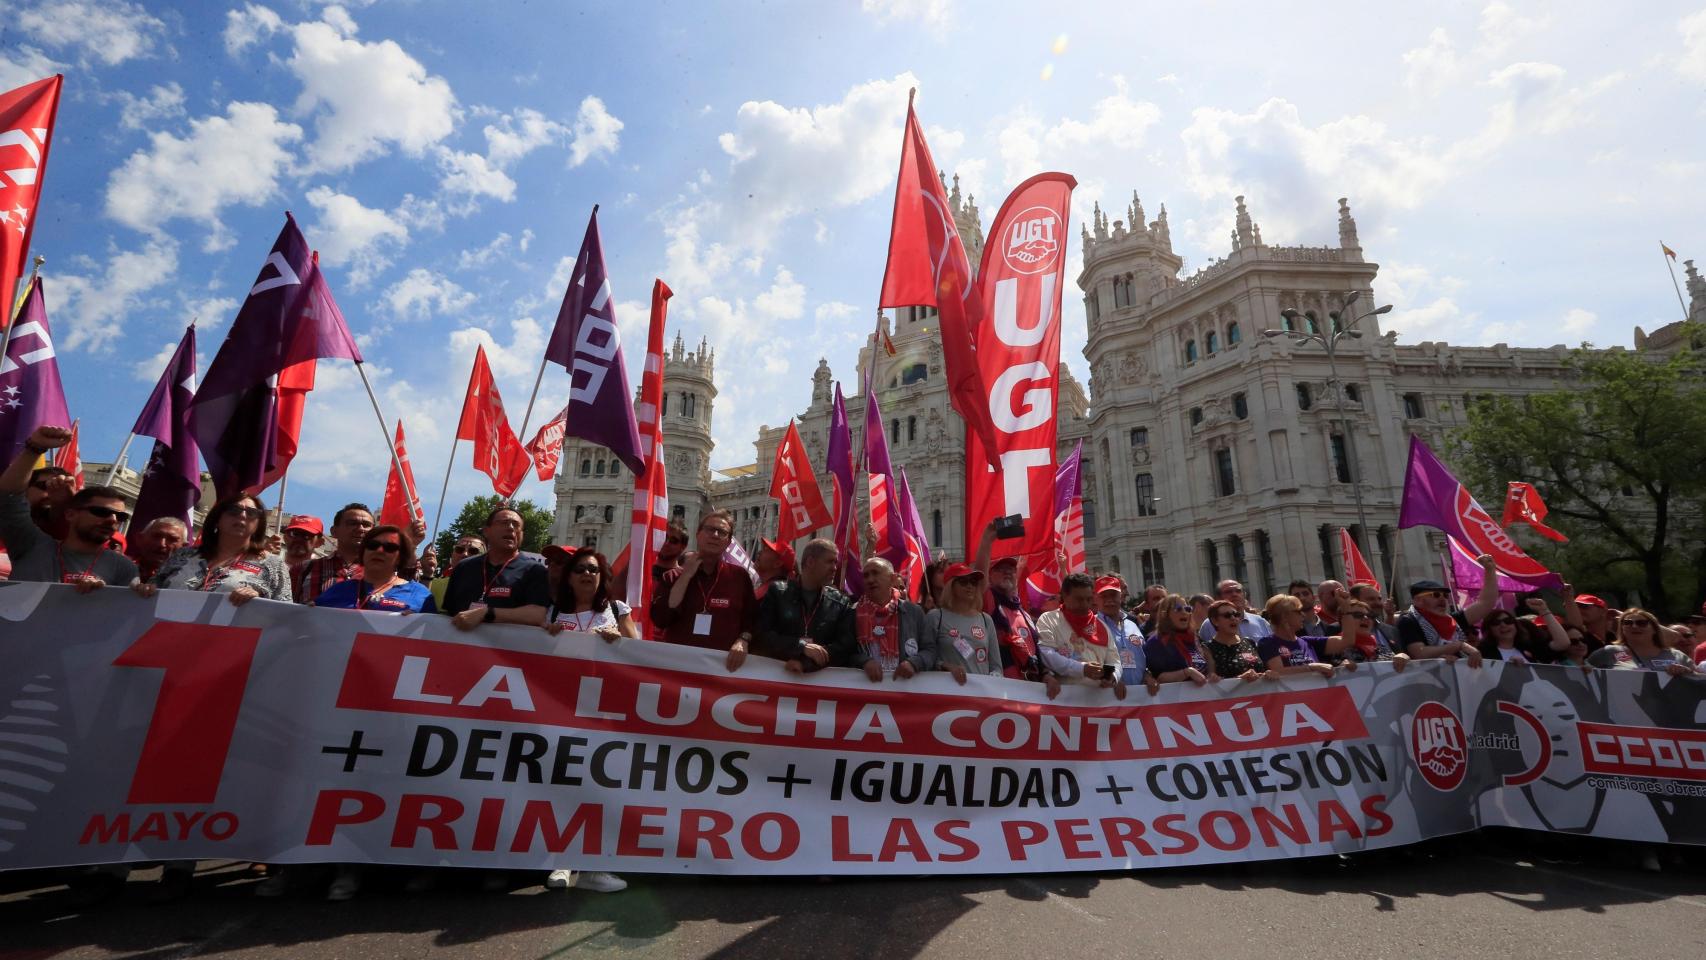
[455,346,531,499]
[877,92,1000,467]
[543,207,642,474]
[827,383,862,595]
[0,277,70,463]
[128,324,201,538]
[1398,435,1561,588]
[379,420,421,529]
[0,75,62,329]
[963,173,1076,564]
[769,419,831,543]
[625,280,674,637]
[860,370,907,566]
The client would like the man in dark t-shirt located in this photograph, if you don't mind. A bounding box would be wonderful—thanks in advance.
[441,506,550,628]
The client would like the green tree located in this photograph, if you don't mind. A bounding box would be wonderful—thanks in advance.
[1448,322,1706,618]
[434,495,556,561]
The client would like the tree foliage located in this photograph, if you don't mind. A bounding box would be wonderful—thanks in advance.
[1448,322,1706,618]
[433,495,555,560]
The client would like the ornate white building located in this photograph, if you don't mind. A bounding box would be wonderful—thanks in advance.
[554,183,1703,596]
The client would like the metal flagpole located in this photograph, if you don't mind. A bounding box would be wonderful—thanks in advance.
[354,362,421,525]
[1663,244,1690,320]
[428,438,459,549]
[103,433,137,486]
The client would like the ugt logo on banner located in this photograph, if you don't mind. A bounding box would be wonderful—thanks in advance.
[1410,702,1468,791]
[1004,208,1061,274]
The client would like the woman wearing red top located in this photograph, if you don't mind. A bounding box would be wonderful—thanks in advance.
[1141,593,1209,686]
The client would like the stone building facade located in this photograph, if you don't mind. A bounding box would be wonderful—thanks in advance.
[554,184,1702,595]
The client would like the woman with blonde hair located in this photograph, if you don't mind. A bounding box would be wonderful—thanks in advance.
[1258,594,1334,678]
[1586,608,1696,676]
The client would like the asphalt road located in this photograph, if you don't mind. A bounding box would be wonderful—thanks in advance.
[4,834,1704,960]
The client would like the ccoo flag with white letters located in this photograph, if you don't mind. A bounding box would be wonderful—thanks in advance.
[965,174,1075,563]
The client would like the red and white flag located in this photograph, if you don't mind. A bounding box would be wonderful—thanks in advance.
[53,418,82,488]
[625,280,674,637]
[877,91,1000,467]
[379,420,421,529]
[769,419,832,543]
[963,173,1076,562]
[455,346,531,499]
[1339,528,1380,588]
[1501,481,1568,543]
[525,403,568,481]
[0,75,62,329]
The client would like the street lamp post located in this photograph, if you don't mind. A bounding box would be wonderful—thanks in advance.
[1264,292,1394,584]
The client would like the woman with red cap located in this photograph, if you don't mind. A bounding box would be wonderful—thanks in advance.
[926,562,1002,684]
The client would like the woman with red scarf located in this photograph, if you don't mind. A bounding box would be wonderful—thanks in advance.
[1035,573,1123,697]
[1141,592,1210,685]
[1330,599,1411,672]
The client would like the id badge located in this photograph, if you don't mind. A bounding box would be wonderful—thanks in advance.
[694,613,714,636]
[953,637,974,659]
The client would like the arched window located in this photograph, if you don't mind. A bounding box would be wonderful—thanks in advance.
[1185,340,1198,363]
[1232,392,1248,419]
[1345,383,1361,403]
[891,419,901,444]
[1296,384,1313,410]
[574,506,585,521]
[1206,331,1219,354]
[661,393,669,416]
[907,416,917,442]
[580,459,592,477]
[1281,314,1295,332]
[604,506,614,523]
[1190,407,1203,426]
[684,394,696,418]
[595,460,605,476]
[1306,315,1320,335]
[901,363,927,385]
[931,509,943,547]
[1227,322,1242,346]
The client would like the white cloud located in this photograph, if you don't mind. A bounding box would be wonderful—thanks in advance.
[112,82,186,132]
[995,76,1161,187]
[815,301,858,323]
[569,96,623,167]
[0,47,64,93]
[860,0,953,30]
[130,338,182,383]
[437,148,517,204]
[305,186,409,287]
[383,268,474,321]
[486,107,565,166]
[458,231,523,270]
[105,102,303,251]
[1678,7,1706,82]
[1561,308,1597,337]
[224,2,284,55]
[1477,2,1548,57]
[51,239,179,353]
[1402,28,1460,93]
[19,0,164,66]
[285,10,460,172]
[696,266,808,350]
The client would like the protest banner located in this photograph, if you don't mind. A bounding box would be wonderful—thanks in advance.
[1,585,1701,875]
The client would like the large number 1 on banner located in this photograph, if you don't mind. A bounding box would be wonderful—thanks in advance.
[113,622,263,805]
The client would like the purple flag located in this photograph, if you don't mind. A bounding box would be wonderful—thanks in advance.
[0,278,71,465]
[1398,435,1562,588]
[1446,535,1550,594]
[828,383,862,595]
[544,207,642,474]
[1023,441,1085,606]
[191,215,361,499]
[129,324,201,537]
[859,369,907,566]
[896,466,930,564]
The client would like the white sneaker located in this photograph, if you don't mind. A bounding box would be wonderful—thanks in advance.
[545,869,575,890]
[575,871,627,893]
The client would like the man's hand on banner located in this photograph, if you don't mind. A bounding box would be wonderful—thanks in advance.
[1044,673,1061,700]
[70,575,105,595]
[131,581,158,599]
[895,660,915,680]
[1144,674,1162,696]
[948,663,967,685]
[724,637,748,673]
[864,660,883,683]
[451,608,484,631]
[1110,679,1126,700]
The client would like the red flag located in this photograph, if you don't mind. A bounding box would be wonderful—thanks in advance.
[1339,528,1380,588]
[1501,481,1568,543]
[456,346,531,498]
[963,172,1076,561]
[0,75,63,330]
[53,418,82,489]
[525,403,568,481]
[379,420,421,528]
[259,356,315,492]
[769,419,832,542]
[626,281,674,638]
[877,92,1000,467]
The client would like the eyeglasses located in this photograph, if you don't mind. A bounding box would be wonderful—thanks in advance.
[1417,590,1450,600]
[1213,611,1241,620]
[1171,603,1190,612]
[82,505,131,523]
[701,526,732,539]
[227,506,264,519]
[1345,612,1371,620]
[1624,620,1655,629]
[569,565,600,575]
[452,545,476,555]
[362,540,402,554]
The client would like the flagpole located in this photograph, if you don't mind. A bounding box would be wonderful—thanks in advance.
[1663,244,1689,320]
[273,470,289,535]
[428,438,459,550]
[103,433,137,486]
[354,361,421,525]
[0,256,45,373]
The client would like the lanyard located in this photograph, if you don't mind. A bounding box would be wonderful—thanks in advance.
[200,554,254,592]
[800,587,823,635]
[56,542,106,580]
[694,562,724,613]
[357,577,403,610]
[481,555,516,602]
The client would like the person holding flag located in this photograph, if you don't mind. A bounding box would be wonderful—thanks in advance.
[0,426,137,588]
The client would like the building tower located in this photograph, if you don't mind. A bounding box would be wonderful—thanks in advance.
[662,332,717,528]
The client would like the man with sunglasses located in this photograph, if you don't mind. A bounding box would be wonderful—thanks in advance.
[295,503,378,604]
[1396,554,1497,665]
[0,426,138,589]
[1196,579,1272,643]
[430,535,484,609]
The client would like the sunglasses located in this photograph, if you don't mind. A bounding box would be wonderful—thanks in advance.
[286,530,314,539]
[1486,618,1515,626]
[226,505,265,519]
[1624,620,1656,629]
[82,505,131,523]
[1213,611,1241,620]
[362,540,402,554]
[452,545,476,554]
[1345,611,1371,620]
[1417,590,1450,600]
[569,565,600,575]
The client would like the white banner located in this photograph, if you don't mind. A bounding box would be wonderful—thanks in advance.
[0,584,1701,874]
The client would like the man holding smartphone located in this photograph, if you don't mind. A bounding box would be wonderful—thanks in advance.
[1035,573,1124,697]
[974,516,1044,681]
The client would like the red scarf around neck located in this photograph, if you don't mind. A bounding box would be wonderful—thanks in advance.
[1061,608,1107,646]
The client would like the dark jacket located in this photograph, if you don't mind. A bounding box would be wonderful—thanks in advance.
[753,578,856,669]
[841,599,933,673]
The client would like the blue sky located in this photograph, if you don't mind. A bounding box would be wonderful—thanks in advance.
[4,0,1704,530]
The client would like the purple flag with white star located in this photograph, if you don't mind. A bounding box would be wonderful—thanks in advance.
[0,277,71,464]
[129,323,201,537]
[544,207,642,474]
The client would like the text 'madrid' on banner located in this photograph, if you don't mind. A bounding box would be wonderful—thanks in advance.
[1,585,1702,875]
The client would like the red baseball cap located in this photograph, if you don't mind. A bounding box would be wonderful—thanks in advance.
[991,555,1020,569]
[943,562,984,581]
[283,515,323,535]
[542,544,577,562]
[1574,594,1608,609]
[760,538,796,569]
[1094,575,1123,594]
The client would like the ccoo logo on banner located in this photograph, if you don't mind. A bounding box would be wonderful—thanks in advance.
[0,585,1702,874]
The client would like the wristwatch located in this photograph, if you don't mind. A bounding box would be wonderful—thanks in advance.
[483,606,496,623]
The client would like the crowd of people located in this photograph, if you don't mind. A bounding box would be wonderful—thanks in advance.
[4,423,1704,903]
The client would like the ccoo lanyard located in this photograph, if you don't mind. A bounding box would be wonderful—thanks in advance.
[357,577,403,610]
[481,555,516,602]
[56,542,106,580]
[695,562,724,613]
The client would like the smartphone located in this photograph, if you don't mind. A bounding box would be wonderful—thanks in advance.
[994,514,1026,540]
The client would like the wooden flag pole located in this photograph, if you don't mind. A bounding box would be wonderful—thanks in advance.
[354,361,421,525]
